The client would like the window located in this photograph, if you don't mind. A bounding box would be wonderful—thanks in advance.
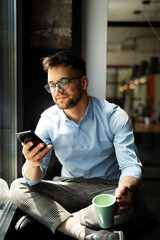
[0,0,17,186]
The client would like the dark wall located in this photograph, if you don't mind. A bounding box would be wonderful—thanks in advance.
[17,0,81,176]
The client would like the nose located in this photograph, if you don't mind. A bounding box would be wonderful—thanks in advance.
[55,83,63,93]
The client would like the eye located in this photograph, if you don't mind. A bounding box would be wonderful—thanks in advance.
[59,79,69,86]
[49,83,56,88]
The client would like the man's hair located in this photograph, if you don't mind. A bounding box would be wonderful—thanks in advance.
[42,50,86,76]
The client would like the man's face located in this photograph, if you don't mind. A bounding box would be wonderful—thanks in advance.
[48,65,84,110]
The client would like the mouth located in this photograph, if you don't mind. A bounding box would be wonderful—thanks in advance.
[56,95,68,101]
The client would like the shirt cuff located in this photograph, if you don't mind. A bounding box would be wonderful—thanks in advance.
[120,165,142,181]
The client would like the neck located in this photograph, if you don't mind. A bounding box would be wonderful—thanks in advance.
[64,94,89,123]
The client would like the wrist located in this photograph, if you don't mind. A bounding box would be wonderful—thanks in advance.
[25,160,41,169]
[24,162,42,181]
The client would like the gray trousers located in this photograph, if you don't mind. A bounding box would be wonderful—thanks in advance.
[9,177,147,234]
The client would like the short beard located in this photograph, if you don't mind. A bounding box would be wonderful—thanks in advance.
[56,89,83,110]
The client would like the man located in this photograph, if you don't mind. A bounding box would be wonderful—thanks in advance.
[10,50,144,240]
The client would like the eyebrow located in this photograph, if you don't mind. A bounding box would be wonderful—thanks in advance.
[48,77,69,84]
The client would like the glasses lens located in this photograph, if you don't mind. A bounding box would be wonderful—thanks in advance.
[58,79,69,90]
[45,84,55,93]
[49,83,56,92]
[45,79,69,93]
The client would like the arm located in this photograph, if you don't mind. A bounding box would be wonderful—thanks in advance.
[115,176,140,215]
[118,175,140,191]
[22,110,54,185]
[110,106,142,214]
[22,141,53,183]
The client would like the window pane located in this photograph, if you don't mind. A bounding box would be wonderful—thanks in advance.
[0,0,17,185]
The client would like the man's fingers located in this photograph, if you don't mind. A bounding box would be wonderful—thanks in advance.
[33,144,53,160]
[22,142,53,161]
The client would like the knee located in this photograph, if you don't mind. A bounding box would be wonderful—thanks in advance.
[9,178,27,202]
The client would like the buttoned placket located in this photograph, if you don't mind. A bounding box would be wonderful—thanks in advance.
[65,118,88,174]
[77,124,87,173]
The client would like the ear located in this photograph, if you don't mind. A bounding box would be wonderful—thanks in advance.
[81,76,88,90]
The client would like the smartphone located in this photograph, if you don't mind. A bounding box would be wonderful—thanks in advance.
[15,130,47,151]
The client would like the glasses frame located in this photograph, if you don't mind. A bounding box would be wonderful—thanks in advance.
[44,75,83,93]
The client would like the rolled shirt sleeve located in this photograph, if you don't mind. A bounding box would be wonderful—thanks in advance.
[110,106,142,180]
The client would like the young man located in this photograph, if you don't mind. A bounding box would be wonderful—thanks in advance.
[10,50,144,240]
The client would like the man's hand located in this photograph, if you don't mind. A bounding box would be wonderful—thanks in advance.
[115,186,132,215]
[22,141,53,181]
[22,141,53,167]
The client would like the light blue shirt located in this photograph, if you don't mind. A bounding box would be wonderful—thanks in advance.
[23,97,142,186]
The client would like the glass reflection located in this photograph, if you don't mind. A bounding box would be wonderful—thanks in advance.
[0,0,17,219]
[0,179,9,213]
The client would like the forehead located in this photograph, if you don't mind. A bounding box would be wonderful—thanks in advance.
[48,65,74,79]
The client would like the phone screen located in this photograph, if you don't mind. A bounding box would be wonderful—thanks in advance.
[16,130,47,151]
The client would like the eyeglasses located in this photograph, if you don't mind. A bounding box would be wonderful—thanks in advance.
[44,75,83,93]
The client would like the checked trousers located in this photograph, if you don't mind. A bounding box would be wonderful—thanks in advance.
[9,177,146,234]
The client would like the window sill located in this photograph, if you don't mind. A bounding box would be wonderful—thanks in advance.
[0,201,17,240]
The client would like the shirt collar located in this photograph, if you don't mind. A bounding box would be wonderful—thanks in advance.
[59,108,69,124]
[83,96,93,121]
